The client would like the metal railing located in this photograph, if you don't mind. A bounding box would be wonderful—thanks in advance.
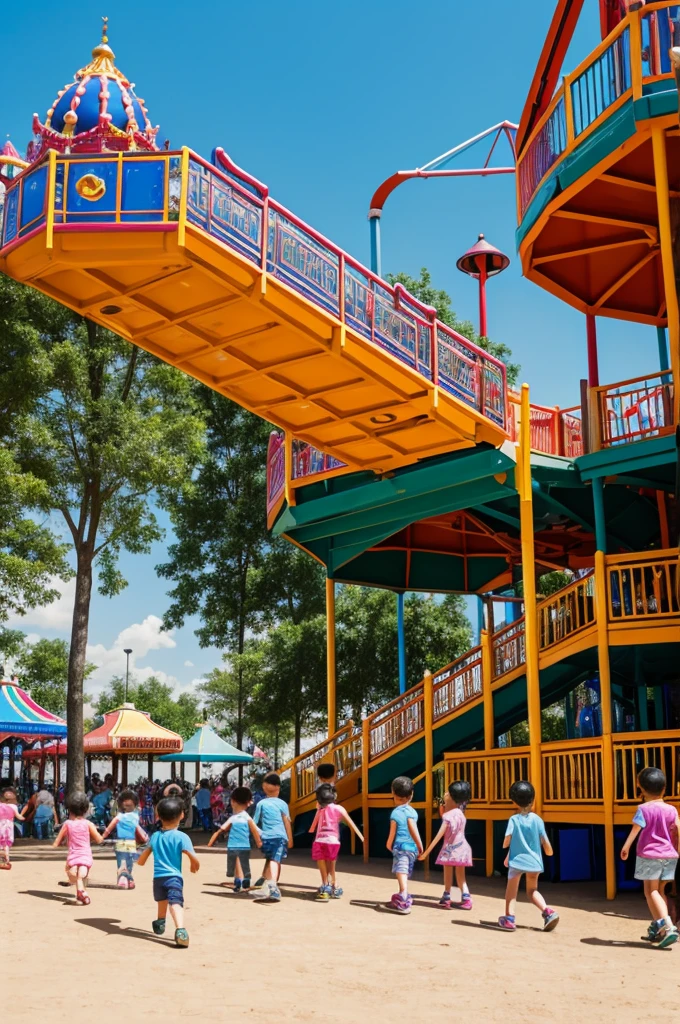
[607,550,680,622]
[432,647,483,720]
[517,3,680,216]
[538,572,596,651]
[593,371,675,448]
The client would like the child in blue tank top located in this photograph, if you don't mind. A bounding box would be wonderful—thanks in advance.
[102,789,148,889]
[208,786,262,892]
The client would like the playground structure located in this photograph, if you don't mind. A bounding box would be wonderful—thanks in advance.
[0,4,678,900]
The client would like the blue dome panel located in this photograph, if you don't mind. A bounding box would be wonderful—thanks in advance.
[52,80,102,134]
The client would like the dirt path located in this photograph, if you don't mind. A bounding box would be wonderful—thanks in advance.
[3,840,674,1023]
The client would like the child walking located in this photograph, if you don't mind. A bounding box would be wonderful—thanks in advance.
[309,783,364,901]
[419,779,473,910]
[53,792,104,904]
[101,788,149,889]
[0,788,24,869]
[499,780,558,932]
[207,785,262,892]
[251,772,293,903]
[386,776,423,915]
[621,766,679,949]
[137,796,200,948]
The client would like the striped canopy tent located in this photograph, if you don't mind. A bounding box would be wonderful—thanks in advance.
[83,703,183,786]
[158,723,255,783]
[0,679,66,784]
[21,740,67,760]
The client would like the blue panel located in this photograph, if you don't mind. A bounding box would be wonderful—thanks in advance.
[122,159,164,213]
[54,163,65,213]
[187,160,262,264]
[267,210,339,313]
[344,265,372,340]
[20,165,47,230]
[2,187,19,245]
[65,159,118,217]
[51,84,80,133]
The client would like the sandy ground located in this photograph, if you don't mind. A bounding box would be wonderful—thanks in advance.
[2,838,676,1023]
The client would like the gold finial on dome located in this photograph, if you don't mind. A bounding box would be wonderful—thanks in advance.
[76,17,128,81]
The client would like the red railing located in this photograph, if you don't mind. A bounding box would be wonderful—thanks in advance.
[507,393,583,457]
[594,371,675,448]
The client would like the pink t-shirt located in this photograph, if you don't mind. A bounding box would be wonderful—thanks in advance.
[65,818,94,868]
[0,804,16,822]
[315,803,343,843]
[633,801,679,860]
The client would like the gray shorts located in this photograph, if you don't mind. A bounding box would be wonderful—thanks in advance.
[634,856,678,882]
[227,848,251,879]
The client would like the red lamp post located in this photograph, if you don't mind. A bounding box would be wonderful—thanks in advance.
[456,233,510,338]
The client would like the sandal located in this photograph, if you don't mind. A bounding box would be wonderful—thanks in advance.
[0,862,11,870]
[76,891,91,905]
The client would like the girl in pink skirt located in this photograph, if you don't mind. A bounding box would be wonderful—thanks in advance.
[53,791,104,904]
[0,788,25,869]
[419,780,473,910]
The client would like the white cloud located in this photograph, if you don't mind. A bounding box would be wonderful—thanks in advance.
[6,576,76,631]
[85,614,178,694]
[183,660,194,668]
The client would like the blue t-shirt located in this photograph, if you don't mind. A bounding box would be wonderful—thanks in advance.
[390,804,419,852]
[115,810,140,841]
[195,788,211,810]
[149,827,194,877]
[253,797,289,840]
[223,810,253,849]
[505,811,547,873]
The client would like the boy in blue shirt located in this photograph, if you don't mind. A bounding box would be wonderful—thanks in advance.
[499,780,559,932]
[137,796,200,947]
[251,773,293,902]
[207,785,262,891]
[386,776,422,915]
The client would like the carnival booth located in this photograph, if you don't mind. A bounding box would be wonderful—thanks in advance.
[0,679,67,783]
[83,703,183,785]
[158,722,255,783]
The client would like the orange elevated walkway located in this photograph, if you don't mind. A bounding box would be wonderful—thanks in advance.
[0,148,508,475]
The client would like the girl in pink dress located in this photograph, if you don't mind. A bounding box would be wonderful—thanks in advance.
[53,792,103,904]
[0,788,25,869]
[419,780,473,910]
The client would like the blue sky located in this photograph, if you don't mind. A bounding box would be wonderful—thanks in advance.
[2,2,661,696]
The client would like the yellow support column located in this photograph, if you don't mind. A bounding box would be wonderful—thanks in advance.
[595,549,616,900]
[517,384,543,811]
[326,578,336,738]
[423,669,434,881]
[289,754,298,823]
[481,628,495,876]
[652,128,680,423]
[361,716,370,863]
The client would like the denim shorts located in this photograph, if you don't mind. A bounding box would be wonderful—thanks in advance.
[153,875,184,906]
[392,846,417,877]
[635,856,678,882]
[261,838,288,864]
[227,848,251,878]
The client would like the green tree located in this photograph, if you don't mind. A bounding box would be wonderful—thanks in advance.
[6,285,205,793]
[386,267,520,386]
[92,675,201,739]
[17,637,95,717]
[198,644,265,750]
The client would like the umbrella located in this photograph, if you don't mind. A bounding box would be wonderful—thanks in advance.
[158,723,255,783]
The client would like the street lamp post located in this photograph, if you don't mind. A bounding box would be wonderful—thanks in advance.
[123,648,132,703]
[456,233,510,339]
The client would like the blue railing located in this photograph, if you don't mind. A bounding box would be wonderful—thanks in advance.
[570,27,631,138]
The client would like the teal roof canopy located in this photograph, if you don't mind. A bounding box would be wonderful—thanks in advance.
[158,723,254,763]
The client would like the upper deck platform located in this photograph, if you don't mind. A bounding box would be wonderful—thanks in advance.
[0,146,508,476]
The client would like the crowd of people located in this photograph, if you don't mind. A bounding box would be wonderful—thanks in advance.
[1,762,678,952]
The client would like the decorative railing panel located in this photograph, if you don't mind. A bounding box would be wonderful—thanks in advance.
[518,94,567,215]
[266,431,285,521]
[595,371,675,447]
[188,155,263,263]
[506,394,583,457]
[433,648,483,720]
[607,552,680,622]
[369,686,425,762]
[291,439,346,481]
[570,26,631,138]
[492,617,526,679]
[538,572,595,650]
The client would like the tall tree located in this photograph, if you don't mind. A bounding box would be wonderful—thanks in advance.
[6,284,205,793]
[387,267,520,386]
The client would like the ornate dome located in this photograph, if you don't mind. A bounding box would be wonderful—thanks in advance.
[32,18,159,157]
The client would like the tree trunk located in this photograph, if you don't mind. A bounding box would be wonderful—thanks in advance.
[274,725,279,770]
[66,551,93,798]
[294,708,302,758]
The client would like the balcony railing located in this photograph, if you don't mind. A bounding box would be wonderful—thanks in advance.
[517,3,679,217]
[593,371,675,448]
[507,392,583,457]
[538,572,596,651]
[613,730,680,802]
[607,550,680,622]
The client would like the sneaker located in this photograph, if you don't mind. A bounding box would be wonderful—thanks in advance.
[316,885,331,902]
[390,893,411,915]
[250,876,266,891]
[233,880,243,893]
[152,918,166,935]
[268,885,282,902]
[331,886,343,899]
[643,921,661,943]
[174,928,190,948]
[498,915,516,931]
[243,877,251,890]
[657,924,679,949]
[542,908,560,932]
[117,877,129,889]
[453,894,473,911]
[127,880,135,890]
[438,892,451,909]
[252,883,272,900]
